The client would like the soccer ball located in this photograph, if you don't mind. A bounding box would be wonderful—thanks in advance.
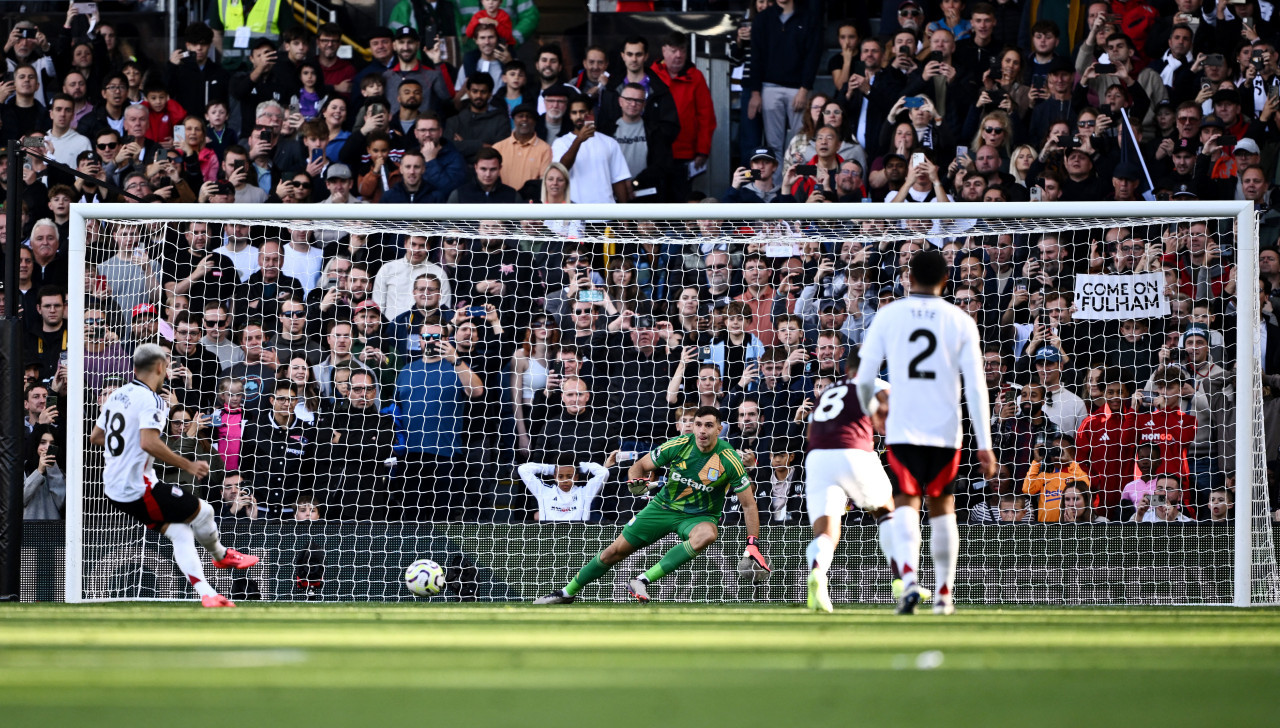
[404,559,446,597]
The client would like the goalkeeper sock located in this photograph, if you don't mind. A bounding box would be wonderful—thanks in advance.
[893,506,922,588]
[643,540,698,583]
[189,501,227,561]
[164,523,216,598]
[876,513,900,579]
[805,534,835,577]
[930,513,959,598]
[565,555,611,597]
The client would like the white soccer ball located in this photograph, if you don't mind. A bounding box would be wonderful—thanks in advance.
[404,559,446,597]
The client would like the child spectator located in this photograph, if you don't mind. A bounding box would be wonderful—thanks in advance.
[465,0,516,46]
[203,100,238,160]
[997,493,1034,524]
[141,79,186,145]
[358,132,401,203]
[1021,434,1090,522]
[518,452,614,522]
[294,61,330,120]
[497,60,534,117]
[1206,486,1233,523]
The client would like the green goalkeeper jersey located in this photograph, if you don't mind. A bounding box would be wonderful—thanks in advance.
[647,435,752,516]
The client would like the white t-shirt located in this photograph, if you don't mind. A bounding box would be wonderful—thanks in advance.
[518,462,609,522]
[283,243,324,295]
[551,132,632,204]
[854,293,991,450]
[96,380,168,502]
[214,242,261,283]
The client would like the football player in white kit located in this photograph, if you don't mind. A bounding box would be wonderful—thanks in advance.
[90,344,261,608]
[803,348,929,612]
[854,250,995,616]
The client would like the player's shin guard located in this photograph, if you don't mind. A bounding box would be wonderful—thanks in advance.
[190,501,227,561]
[893,506,922,587]
[565,555,612,596]
[164,523,217,598]
[930,513,959,598]
[805,534,835,577]
[643,540,698,583]
[876,513,899,578]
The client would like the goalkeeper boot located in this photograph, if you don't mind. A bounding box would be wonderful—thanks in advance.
[895,583,922,616]
[533,590,575,605]
[892,578,932,603]
[201,594,236,608]
[807,569,833,614]
[213,548,259,570]
[627,576,651,603]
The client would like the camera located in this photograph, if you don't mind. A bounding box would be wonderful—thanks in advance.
[1038,444,1063,466]
[636,315,655,329]
[17,27,36,40]
[577,289,604,303]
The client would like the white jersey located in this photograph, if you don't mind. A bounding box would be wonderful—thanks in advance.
[517,462,609,522]
[853,294,991,450]
[95,380,168,502]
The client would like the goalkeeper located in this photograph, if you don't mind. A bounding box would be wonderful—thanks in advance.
[535,406,770,603]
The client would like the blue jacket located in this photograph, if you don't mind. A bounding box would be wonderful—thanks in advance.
[421,141,467,202]
[394,358,464,455]
[745,4,822,92]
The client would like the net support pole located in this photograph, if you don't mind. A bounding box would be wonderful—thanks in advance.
[64,208,87,603]
[0,144,20,601]
[1234,204,1258,608]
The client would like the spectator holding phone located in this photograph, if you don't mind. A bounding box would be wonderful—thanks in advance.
[23,429,64,520]
[722,147,783,203]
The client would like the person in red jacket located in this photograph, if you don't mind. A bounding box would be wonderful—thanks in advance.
[1075,366,1138,520]
[651,31,716,202]
[1134,365,1197,480]
[142,79,187,145]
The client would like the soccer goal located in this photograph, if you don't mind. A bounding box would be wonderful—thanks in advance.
[64,201,1280,606]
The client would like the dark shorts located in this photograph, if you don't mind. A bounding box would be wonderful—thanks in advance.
[107,481,201,529]
[886,445,961,499]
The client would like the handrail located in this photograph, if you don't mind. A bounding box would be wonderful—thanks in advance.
[284,0,373,62]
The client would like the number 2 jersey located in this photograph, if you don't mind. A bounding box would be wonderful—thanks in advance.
[648,434,751,516]
[853,294,992,451]
[96,380,169,502]
[807,379,889,452]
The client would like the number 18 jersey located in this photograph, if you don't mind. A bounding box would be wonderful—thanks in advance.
[96,380,169,502]
[853,294,991,451]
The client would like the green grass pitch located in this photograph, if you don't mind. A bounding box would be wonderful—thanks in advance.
[1,602,1278,727]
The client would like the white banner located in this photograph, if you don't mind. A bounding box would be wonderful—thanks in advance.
[1074,273,1170,320]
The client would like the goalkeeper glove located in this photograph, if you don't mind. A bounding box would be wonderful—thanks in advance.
[737,536,772,583]
[626,477,656,496]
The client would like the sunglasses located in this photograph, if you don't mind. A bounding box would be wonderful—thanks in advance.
[281,310,306,317]
[85,318,106,326]
[706,264,728,270]
[97,142,119,150]
[205,319,228,327]
[1078,120,1096,127]
[983,126,1005,134]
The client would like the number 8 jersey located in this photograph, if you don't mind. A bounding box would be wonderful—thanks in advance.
[96,380,169,502]
[853,294,992,451]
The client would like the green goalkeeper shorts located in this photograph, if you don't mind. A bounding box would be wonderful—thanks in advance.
[620,502,718,549]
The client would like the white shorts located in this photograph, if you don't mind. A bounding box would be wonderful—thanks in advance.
[805,448,893,521]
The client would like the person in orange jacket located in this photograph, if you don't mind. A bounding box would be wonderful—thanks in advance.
[1022,433,1091,523]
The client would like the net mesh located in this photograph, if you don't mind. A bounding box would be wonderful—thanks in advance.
[69,208,1279,604]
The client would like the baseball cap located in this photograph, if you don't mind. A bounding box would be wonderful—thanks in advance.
[1171,186,1199,200]
[1033,346,1062,363]
[1200,114,1225,129]
[1234,138,1261,155]
[354,299,381,314]
[819,299,847,312]
[394,26,418,40]
[132,303,158,318]
[77,150,101,165]
[511,103,538,119]
[1112,161,1143,180]
[750,147,777,164]
[325,163,353,180]
[542,83,576,99]
[1211,88,1241,106]
[1172,138,1199,156]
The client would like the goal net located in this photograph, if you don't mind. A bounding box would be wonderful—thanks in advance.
[65,202,1280,606]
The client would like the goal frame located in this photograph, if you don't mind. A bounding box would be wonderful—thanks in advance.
[64,200,1262,606]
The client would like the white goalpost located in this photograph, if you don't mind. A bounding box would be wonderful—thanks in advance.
[63,201,1279,606]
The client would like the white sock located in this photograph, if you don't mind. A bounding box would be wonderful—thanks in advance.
[189,501,227,561]
[930,513,959,600]
[876,513,899,579]
[805,534,836,577]
[893,506,922,587]
[165,523,216,598]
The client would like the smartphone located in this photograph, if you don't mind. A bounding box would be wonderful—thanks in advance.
[47,394,58,410]
[911,152,925,167]
[1095,63,1116,73]
[616,451,637,464]
[743,169,762,181]
[310,148,323,163]
[1201,80,1214,92]
[577,289,604,303]
[636,315,655,329]
[211,410,223,427]
[17,27,36,40]
[1204,54,1225,67]
[1015,278,1029,292]
[549,359,564,376]
[232,158,246,169]
[466,306,487,318]
[928,51,945,64]
[1269,84,1280,102]
[1244,17,1257,31]
[955,145,968,160]
[1218,134,1237,147]
[1032,75,1046,89]
[72,2,97,15]
[904,96,925,109]
[698,345,712,360]
[47,444,59,458]
[794,164,818,176]
[172,125,185,144]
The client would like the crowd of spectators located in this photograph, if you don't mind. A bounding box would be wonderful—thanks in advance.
[9,1,1280,528]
